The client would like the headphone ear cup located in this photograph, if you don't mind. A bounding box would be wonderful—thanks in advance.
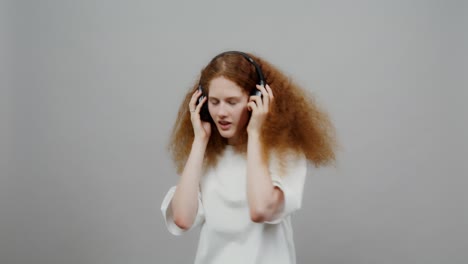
[251,87,263,98]
[197,87,212,122]
[200,99,211,122]
[197,93,205,106]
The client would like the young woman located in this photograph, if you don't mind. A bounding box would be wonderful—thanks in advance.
[161,51,337,264]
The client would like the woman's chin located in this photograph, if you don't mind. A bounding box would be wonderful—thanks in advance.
[218,127,248,145]
[218,130,234,139]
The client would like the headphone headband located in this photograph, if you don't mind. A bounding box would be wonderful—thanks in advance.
[209,51,265,86]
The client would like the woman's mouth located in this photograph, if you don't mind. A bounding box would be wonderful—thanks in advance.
[218,121,232,130]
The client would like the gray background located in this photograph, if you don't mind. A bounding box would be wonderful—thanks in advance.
[2,0,467,263]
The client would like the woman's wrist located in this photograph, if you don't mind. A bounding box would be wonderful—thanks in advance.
[193,137,209,149]
[247,129,260,140]
[247,132,262,151]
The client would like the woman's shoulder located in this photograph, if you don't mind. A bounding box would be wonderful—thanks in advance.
[269,148,306,163]
[268,149,307,178]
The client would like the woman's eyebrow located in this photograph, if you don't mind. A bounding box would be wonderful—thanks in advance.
[208,96,242,100]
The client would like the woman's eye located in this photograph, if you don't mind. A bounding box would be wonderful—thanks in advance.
[228,101,237,105]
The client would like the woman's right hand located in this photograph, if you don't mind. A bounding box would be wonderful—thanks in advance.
[189,89,211,142]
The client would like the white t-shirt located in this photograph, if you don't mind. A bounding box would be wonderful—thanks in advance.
[161,146,307,264]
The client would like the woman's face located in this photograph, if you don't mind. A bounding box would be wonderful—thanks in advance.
[208,76,250,145]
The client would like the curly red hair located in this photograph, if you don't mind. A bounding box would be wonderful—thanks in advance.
[168,52,338,175]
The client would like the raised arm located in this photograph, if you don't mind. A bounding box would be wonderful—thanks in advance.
[246,84,285,223]
[171,89,211,230]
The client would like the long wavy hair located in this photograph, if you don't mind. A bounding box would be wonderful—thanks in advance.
[168,52,338,175]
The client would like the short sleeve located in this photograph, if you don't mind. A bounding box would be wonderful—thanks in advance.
[264,152,307,224]
[160,186,205,235]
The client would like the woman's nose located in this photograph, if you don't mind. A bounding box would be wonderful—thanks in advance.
[217,103,228,116]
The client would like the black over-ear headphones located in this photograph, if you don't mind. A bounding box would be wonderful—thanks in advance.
[197,51,265,122]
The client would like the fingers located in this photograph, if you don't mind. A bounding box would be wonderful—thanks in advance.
[247,100,257,112]
[189,89,202,113]
[194,96,207,114]
[265,84,274,100]
[257,85,269,110]
[250,84,274,113]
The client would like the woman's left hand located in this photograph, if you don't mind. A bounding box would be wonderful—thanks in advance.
[247,84,274,135]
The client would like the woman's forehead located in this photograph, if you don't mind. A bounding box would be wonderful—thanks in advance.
[208,77,247,97]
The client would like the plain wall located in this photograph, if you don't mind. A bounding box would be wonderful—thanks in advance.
[2,0,467,263]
